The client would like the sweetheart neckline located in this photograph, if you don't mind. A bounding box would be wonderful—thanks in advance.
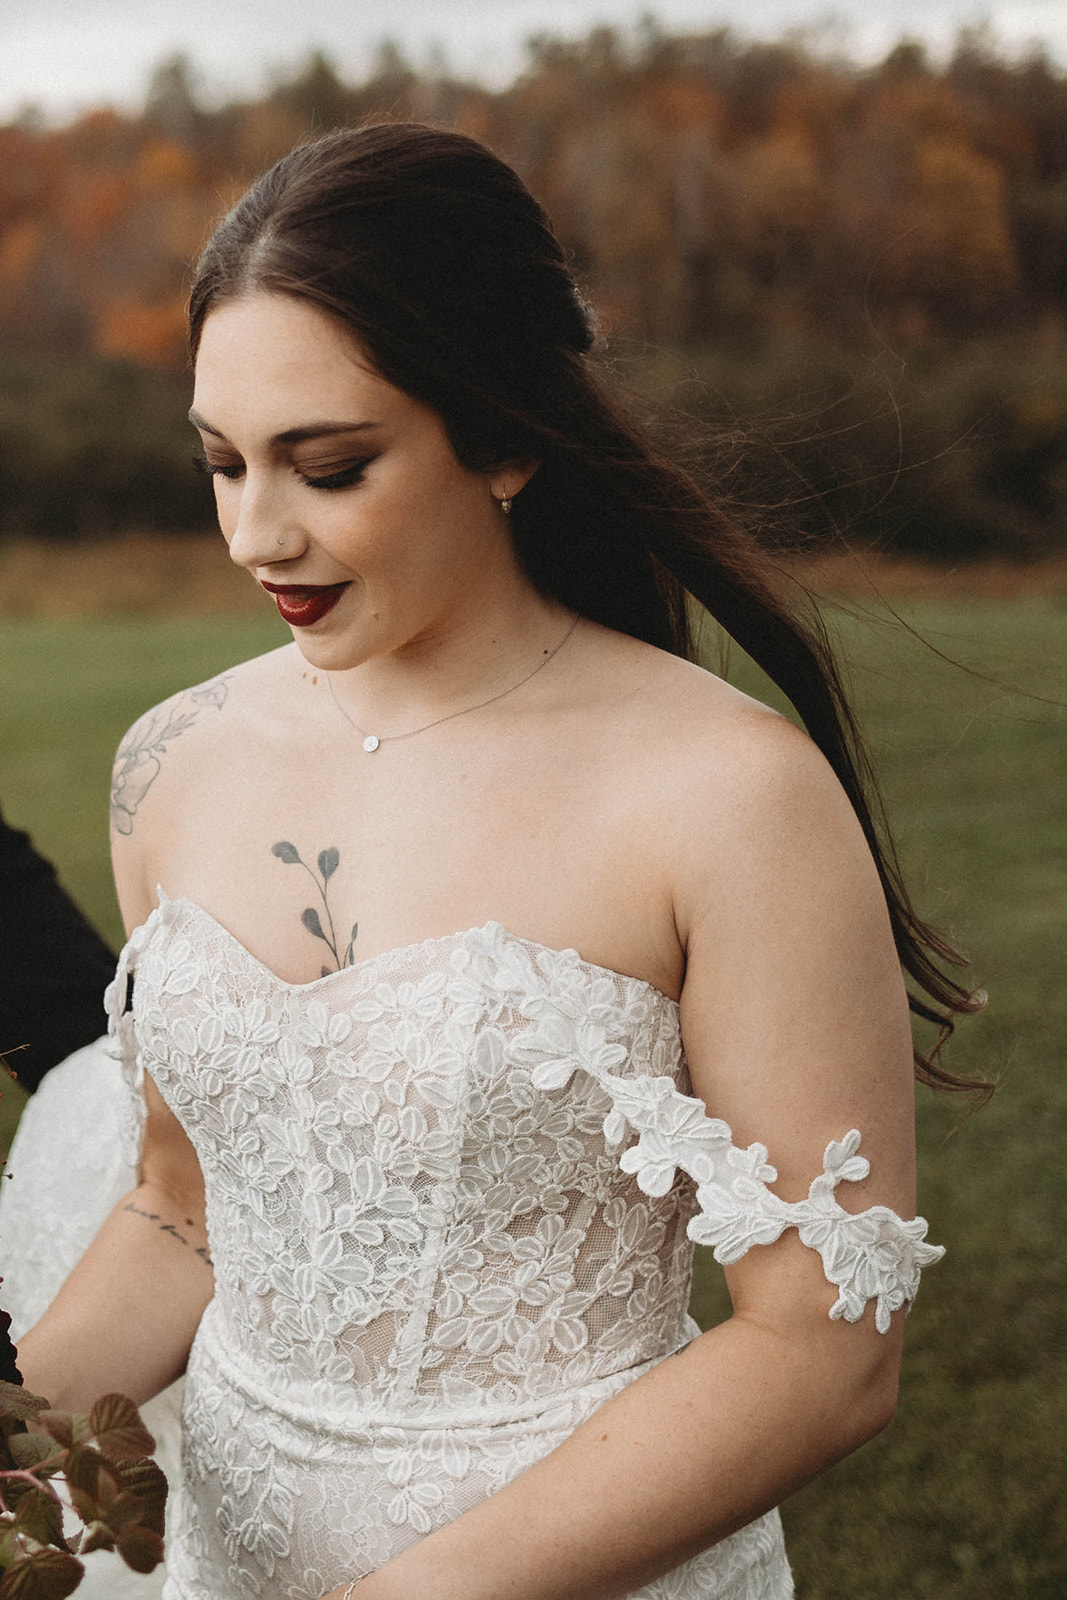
[138,891,681,1009]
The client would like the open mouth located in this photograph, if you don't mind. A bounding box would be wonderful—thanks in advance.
[260,582,349,627]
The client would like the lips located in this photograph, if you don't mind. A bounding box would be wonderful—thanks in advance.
[260,582,349,627]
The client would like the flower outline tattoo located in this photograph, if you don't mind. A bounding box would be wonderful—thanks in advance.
[111,677,230,836]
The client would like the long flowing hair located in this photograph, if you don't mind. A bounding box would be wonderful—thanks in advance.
[189,122,986,1091]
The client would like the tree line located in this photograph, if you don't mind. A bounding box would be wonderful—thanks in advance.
[1,22,1065,557]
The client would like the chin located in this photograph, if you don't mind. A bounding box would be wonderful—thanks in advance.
[292,632,370,673]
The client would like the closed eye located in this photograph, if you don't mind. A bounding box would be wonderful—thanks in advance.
[298,458,375,491]
[192,452,372,491]
[193,451,243,481]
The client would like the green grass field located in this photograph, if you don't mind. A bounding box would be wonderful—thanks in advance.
[1,599,1063,1597]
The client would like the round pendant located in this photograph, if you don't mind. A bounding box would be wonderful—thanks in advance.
[362,734,381,753]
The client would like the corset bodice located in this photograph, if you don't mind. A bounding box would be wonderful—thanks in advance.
[114,898,697,1423]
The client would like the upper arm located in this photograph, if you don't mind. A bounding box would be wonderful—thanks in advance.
[142,1071,206,1216]
[675,710,918,1352]
[109,675,232,934]
[110,703,168,934]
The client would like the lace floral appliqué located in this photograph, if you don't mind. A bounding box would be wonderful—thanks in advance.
[533,1042,943,1336]
[108,898,940,1600]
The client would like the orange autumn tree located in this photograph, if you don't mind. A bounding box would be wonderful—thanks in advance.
[0,25,1063,553]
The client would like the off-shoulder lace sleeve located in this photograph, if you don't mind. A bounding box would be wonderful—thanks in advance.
[583,1068,943,1335]
[102,933,146,1170]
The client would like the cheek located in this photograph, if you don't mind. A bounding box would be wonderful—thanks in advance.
[321,484,431,566]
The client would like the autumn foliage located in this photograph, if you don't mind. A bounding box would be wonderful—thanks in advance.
[0,1375,166,1597]
[1,25,1065,555]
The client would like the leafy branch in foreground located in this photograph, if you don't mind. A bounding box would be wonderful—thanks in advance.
[0,1152,167,1593]
[0,1373,167,1597]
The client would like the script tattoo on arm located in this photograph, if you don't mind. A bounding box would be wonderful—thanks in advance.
[110,676,231,836]
[122,1202,213,1269]
[271,841,359,977]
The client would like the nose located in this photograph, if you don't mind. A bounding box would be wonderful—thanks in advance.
[224,474,305,571]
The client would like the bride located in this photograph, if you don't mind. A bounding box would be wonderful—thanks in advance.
[17,124,974,1600]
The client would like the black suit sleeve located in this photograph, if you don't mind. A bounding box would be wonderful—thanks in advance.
[0,805,116,1092]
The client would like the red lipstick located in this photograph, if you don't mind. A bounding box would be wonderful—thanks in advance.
[260,583,348,627]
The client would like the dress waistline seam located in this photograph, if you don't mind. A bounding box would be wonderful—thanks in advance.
[192,1304,697,1440]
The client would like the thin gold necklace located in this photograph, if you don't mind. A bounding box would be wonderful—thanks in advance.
[326,615,580,752]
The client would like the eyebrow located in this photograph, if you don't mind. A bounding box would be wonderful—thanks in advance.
[188,410,382,444]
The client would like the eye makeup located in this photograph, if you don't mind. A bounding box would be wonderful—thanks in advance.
[189,409,385,493]
[192,451,378,492]
[292,455,378,490]
[193,451,242,482]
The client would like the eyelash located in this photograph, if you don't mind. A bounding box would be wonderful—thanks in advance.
[192,453,373,492]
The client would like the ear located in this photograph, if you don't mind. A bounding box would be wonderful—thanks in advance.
[489,460,540,505]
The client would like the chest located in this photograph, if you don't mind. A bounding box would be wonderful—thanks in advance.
[148,724,682,997]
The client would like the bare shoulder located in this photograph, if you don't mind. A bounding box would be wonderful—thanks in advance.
[109,646,295,918]
[660,657,859,858]
[111,673,227,841]
[111,645,295,832]
[582,629,879,936]
[587,625,844,812]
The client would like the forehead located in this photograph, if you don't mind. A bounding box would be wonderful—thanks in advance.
[192,293,401,429]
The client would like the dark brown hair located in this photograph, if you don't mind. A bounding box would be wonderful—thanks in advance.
[189,122,985,1091]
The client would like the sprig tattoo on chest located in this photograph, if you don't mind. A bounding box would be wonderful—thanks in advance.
[271,840,359,976]
[111,676,231,836]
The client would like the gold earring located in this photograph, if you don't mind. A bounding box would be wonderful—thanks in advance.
[499,495,513,515]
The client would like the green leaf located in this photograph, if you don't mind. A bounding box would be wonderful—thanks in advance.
[7,1435,60,1472]
[301,907,326,942]
[36,1416,70,1450]
[37,1414,89,1451]
[0,1547,84,1600]
[318,847,339,880]
[0,1385,49,1426]
[10,1493,63,1550]
[2,1479,36,1511]
[88,1395,155,1463]
[115,1524,164,1575]
[271,841,301,864]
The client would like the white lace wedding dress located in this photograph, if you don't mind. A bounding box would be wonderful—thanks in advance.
[105,892,942,1600]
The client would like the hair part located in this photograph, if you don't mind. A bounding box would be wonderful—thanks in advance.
[190,122,988,1095]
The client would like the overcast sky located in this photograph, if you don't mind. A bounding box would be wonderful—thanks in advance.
[3,0,1065,123]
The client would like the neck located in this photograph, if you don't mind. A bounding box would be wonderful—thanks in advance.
[325,586,577,735]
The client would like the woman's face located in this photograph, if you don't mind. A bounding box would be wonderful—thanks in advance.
[191,293,522,670]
